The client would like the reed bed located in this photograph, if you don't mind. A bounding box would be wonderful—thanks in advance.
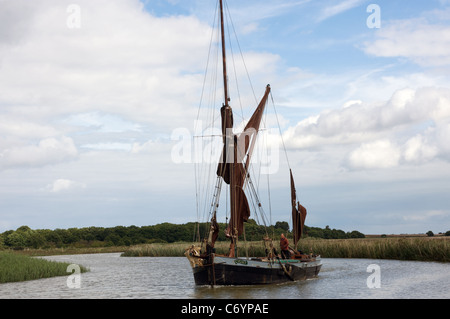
[121,237,450,262]
[121,241,268,257]
[0,251,88,284]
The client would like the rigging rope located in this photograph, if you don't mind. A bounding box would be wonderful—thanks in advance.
[270,91,291,170]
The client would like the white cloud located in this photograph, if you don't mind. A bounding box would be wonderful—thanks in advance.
[0,0,284,160]
[317,0,365,22]
[0,136,78,169]
[403,134,439,164]
[348,139,400,169]
[284,86,450,169]
[48,178,86,193]
[0,0,213,128]
[0,117,58,140]
[363,17,450,67]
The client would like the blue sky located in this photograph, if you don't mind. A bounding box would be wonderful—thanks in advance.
[0,0,449,235]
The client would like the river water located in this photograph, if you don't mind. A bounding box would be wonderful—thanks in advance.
[0,253,449,299]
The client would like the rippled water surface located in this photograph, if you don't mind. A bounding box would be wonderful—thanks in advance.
[1,253,449,298]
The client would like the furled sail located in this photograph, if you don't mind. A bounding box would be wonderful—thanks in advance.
[290,169,307,247]
[216,104,234,184]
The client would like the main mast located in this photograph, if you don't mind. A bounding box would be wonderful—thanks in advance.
[219,0,229,107]
[214,0,269,257]
[207,0,232,253]
[218,0,239,257]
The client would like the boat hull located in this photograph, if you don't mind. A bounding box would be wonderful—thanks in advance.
[191,256,322,286]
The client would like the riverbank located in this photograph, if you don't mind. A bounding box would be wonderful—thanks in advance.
[0,251,89,284]
[122,237,450,262]
[2,236,449,262]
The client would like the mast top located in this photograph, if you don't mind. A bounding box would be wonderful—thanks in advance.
[219,0,229,107]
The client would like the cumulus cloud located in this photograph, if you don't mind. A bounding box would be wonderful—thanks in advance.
[0,0,212,172]
[0,0,284,163]
[0,136,78,169]
[284,86,450,169]
[0,0,214,130]
[403,134,439,164]
[348,139,400,169]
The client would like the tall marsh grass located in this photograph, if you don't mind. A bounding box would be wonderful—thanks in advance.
[122,237,450,262]
[0,251,88,283]
[121,241,268,257]
[301,237,450,262]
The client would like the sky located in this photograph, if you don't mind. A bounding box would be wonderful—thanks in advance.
[0,0,449,235]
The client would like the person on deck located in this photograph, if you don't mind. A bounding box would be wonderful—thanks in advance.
[280,233,290,259]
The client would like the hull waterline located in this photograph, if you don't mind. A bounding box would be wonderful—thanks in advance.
[189,255,322,286]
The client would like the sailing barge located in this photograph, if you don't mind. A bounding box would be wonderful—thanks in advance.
[185,0,321,286]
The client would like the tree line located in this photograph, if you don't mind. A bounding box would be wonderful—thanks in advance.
[0,221,365,250]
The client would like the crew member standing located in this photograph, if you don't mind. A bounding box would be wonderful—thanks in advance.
[280,233,290,259]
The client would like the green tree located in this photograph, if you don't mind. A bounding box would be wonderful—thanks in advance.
[5,232,26,248]
[0,233,4,249]
[348,230,365,238]
[27,231,45,249]
[275,221,289,232]
[105,233,123,246]
[16,225,31,233]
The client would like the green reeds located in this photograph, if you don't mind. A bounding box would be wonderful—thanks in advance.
[0,251,88,284]
[299,237,450,262]
[121,241,267,257]
[121,237,450,262]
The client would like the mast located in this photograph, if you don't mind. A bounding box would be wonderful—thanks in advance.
[219,0,243,257]
[208,0,231,252]
[219,0,229,107]
[214,0,270,257]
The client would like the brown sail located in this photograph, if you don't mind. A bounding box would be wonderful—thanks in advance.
[290,169,307,247]
[239,84,271,170]
[216,104,234,184]
[225,135,250,239]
